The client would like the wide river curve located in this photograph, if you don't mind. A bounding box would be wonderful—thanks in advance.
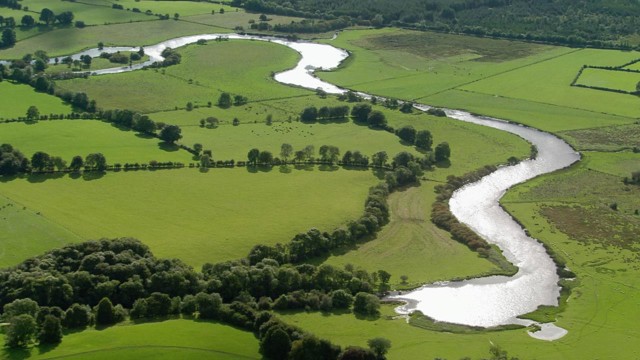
[39,34,580,334]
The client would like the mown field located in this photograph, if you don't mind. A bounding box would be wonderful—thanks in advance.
[0,319,260,359]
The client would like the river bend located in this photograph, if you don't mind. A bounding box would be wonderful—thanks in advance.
[26,34,580,330]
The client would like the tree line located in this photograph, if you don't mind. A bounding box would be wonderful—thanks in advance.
[236,0,640,49]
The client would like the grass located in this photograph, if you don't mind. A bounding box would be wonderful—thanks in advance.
[0,194,81,269]
[0,319,260,359]
[317,28,571,101]
[15,0,152,25]
[459,48,640,119]
[0,120,193,164]
[183,12,306,31]
[56,40,308,113]
[560,123,640,151]
[0,167,379,269]
[46,54,150,74]
[0,82,72,120]
[1,19,226,59]
[95,0,239,17]
[574,68,640,93]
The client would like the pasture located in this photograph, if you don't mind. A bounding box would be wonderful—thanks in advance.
[0,119,193,164]
[560,123,640,151]
[0,82,72,119]
[0,20,224,59]
[574,67,640,93]
[56,40,308,113]
[0,168,379,269]
[0,319,260,359]
[12,0,152,25]
[318,28,571,100]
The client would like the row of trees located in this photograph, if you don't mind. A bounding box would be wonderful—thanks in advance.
[238,0,640,49]
[0,144,107,174]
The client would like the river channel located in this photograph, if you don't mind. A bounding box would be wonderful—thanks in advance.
[38,34,580,336]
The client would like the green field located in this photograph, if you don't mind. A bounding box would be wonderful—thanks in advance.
[46,54,150,74]
[0,319,260,359]
[0,20,225,59]
[15,0,152,24]
[560,123,640,151]
[574,67,640,93]
[0,168,379,269]
[0,82,72,120]
[57,40,308,113]
[0,120,192,164]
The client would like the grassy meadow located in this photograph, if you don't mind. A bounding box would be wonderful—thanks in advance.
[0,168,379,269]
[56,40,308,113]
[0,120,193,164]
[575,68,640,92]
[560,123,640,151]
[0,82,72,119]
[0,319,260,359]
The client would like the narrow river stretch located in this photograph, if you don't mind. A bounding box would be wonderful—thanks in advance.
[39,34,580,339]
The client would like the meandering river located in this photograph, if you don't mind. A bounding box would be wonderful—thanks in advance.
[39,34,580,336]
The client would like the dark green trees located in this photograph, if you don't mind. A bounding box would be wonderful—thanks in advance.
[159,125,182,144]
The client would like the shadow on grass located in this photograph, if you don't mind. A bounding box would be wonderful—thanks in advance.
[354,312,381,321]
[110,123,133,132]
[26,172,65,183]
[37,342,61,356]
[279,165,292,174]
[135,133,156,140]
[82,171,106,181]
[318,164,339,172]
[245,165,273,173]
[199,167,210,173]
[1,347,30,360]
[158,142,179,152]
[435,159,451,169]
[294,163,314,171]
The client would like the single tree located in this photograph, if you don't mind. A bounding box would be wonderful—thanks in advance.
[351,103,372,123]
[1,28,16,47]
[26,105,39,120]
[39,8,55,25]
[5,314,36,348]
[371,151,388,167]
[247,148,260,165]
[218,92,232,108]
[200,154,211,168]
[95,297,116,325]
[259,326,292,360]
[434,142,451,162]
[85,153,107,171]
[31,151,51,171]
[21,15,35,27]
[367,111,387,128]
[414,130,433,150]
[258,150,274,165]
[159,125,182,144]
[38,315,62,344]
[69,155,84,172]
[396,125,416,143]
[367,338,391,359]
[280,143,293,161]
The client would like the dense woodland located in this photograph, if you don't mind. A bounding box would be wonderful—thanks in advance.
[238,0,640,47]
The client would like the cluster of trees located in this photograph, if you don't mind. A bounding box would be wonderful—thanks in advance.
[350,104,387,129]
[395,125,433,150]
[300,105,350,122]
[431,165,498,251]
[0,144,28,175]
[0,237,394,359]
[237,0,640,49]
[218,92,248,108]
[99,49,144,64]
[149,48,181,67]
[0,144,107,175]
